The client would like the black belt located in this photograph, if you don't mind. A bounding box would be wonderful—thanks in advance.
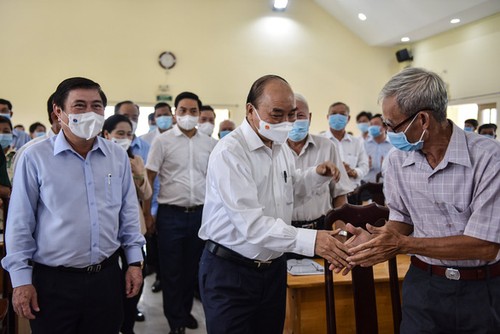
[411,256,500,281]
[292,215,325,229]
[162,204,204,213]
[205,240,282,270]
[33,251,119,274]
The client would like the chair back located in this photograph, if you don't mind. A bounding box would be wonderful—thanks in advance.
[323,203,401,334]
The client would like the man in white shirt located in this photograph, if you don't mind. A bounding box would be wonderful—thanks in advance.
[140,102,173,145]
[323,101,369,201]
[197,105,216,137]
[286,93,353,232]
[146,92,217,334]
[363,113,393,183]
[198,75,351,334]
[140,102,174,294]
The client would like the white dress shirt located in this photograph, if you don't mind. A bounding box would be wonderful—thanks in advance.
[140,127,161,145]
[199,119,331,261]
[285,134,354,221]
[146,125,217,206]
[323,130,369,187]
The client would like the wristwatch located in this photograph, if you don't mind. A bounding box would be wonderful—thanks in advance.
[129,261,144,269]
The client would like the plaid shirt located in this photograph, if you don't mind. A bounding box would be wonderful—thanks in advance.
[385,121,500,267]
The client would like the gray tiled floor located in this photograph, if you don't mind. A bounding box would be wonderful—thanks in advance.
[133,275,207,334]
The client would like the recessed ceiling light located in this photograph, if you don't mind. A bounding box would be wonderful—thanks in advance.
[358,13,367,21]
[401,37,410,42]
[450,18,461,24]
[273,0,288,11]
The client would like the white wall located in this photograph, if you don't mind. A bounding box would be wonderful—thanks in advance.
[0,0,397,135]
[1,1,498,134]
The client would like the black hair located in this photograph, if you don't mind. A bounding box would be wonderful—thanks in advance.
[0,117,13,131]
[114,100,135,114]
[154,102,171,110]
[52,77,107,109]
[174,92,202,110]
[0,99,12,111]
[464,119,479,129]
[102,114,134,158]
[356,111,372,122]
[246,75,288,107]
[200,105,214,112]
[29,122,46,134]
[478,123,497,133]
[148,112,155,122]
[47,92,55,124]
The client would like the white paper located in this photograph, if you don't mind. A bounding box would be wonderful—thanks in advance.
[287,258,324,275]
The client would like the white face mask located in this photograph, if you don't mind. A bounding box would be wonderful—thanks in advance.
[63,111,104,140]
[176,115,199,131]
[197,122,215,136]
[252,105,293,144]
[111,137,132,151]
[130,120,138,134]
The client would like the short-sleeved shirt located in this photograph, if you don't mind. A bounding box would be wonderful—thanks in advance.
[384,121,500,267]
[285,134,354,221]
[146,125,217,206]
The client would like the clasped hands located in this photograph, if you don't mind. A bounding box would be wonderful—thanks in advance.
[315,223,403,275]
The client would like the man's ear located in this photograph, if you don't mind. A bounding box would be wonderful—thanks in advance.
[245,103,254,117]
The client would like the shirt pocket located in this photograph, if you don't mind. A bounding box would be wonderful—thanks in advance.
[105,175,122,206]
[284,182,294,205]
[436,202,471,235]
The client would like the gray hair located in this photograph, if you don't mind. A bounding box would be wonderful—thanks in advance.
[294,93,308,106]
[379,67,448,122]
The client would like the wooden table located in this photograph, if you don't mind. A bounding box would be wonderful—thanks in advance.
[284,254,410,334]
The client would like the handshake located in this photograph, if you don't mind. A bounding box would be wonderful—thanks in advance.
[313,223,402,275]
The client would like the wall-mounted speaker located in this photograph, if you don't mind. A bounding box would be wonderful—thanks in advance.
[395,49,413,63]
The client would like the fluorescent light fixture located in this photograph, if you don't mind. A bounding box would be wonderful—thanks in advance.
[358,13,367,21]
[401,37,410,42]
[273,0,288,11]
[450,18,461,24]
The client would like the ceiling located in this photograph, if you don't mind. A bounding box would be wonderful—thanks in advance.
[314,0,500,46]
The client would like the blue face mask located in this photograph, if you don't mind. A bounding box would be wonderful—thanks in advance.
[357,122,369,133]
[386,114,426,151]
[0,113,11,120]
[149,125,157,132]
[219,130,231,139]
[329,114,348,131]
[0,133,13,149]
[482,134,496,139]
[288,119,309,142]
[464,126,474,132]
[156,116,173,130]
[34,131,46,138]
[368,125,381,138]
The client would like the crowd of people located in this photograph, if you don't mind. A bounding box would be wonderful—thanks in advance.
[0,66,499,334]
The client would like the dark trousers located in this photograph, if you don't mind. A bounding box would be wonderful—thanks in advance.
[401,264,500,334]
[30,261,123,334]
[199,249,287,334]
[156,204,204,329]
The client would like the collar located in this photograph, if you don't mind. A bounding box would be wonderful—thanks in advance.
[172,124,199,138]
[241,118,271,152]
[53,130,106,157]
[401,120,471,168]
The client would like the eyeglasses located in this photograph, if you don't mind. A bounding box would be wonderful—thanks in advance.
[383,110,428,133]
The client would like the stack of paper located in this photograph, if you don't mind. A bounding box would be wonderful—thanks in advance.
[287,258,324,275]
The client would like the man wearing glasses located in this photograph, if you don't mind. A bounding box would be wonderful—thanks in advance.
[345,67,500,333]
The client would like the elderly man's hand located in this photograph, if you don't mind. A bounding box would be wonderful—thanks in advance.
[316,161,340,183]
[125,266,143,298]
[12,284,40,319]
[346,223,405,267]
